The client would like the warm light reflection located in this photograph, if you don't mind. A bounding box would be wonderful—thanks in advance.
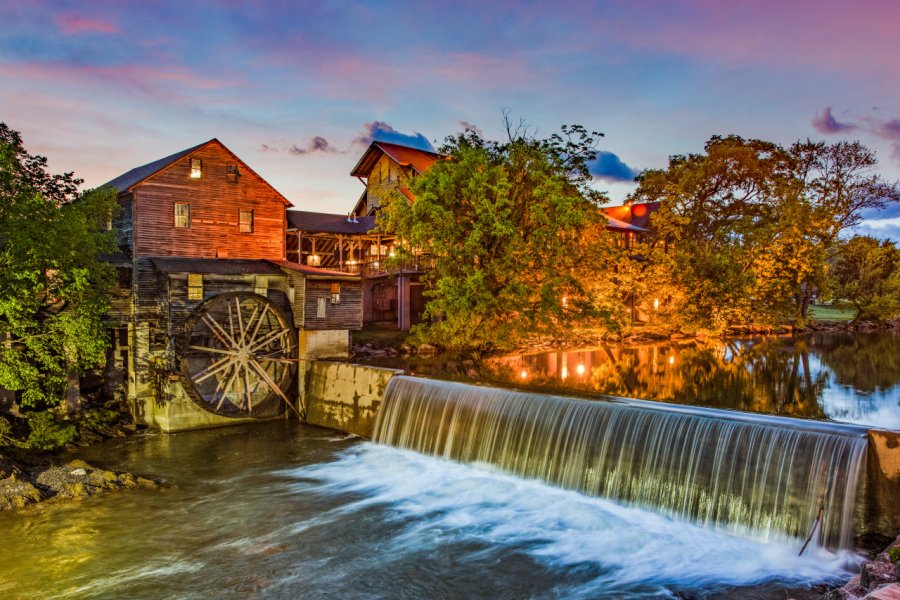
[520,370,528,380]
[653,298,660,311]
[576,364,585,376]
[561,367,568,380]
[669,355,676,365]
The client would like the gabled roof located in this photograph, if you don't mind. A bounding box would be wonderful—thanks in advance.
[104,139,292,206]
[350,141,440,178]
[600,202,661,231]
[105,140,209,193]
[286,210,377,234]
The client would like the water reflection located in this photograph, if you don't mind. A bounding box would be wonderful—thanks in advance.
[484,332,900,430]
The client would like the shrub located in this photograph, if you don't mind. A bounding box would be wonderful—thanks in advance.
[24,411,78,451]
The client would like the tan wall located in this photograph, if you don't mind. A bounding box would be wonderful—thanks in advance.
[303,362,402,438]
[861,429,900,537]
[364,154,410,212]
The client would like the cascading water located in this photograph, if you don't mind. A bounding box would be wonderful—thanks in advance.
[373,376,868,550]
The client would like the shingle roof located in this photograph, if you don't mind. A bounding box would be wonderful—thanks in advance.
[104,140,211,193]
[286,210,377,234]
[150,257,284,275]
[350,141,440,177]
[600,202,661,231]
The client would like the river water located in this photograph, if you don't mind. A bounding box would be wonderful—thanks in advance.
[0,422,860,599]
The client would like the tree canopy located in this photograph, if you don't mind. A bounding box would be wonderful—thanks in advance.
[630,135,900,332]
[378,124,621,351]
[0,123,118,411]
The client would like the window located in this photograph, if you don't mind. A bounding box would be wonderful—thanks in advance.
[316,297,326,318]
[187,273,203,300]
[330,282,341,304]
[190,158,202,179]
[226,163,239,183]
[175,203,190,228]
[239,209,253,233]
[254,275,267,297]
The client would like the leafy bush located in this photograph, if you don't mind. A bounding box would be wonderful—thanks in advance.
[888,546,900,564]
[24,411,78,451]
[0,416,12,446]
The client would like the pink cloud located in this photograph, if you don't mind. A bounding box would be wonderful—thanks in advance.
[54,14,118,35]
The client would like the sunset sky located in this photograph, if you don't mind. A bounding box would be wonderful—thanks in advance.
[3,0,899,239]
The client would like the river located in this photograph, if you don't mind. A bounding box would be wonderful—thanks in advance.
[0,422,860,599]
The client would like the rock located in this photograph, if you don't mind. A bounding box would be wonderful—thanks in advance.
[66,459,92,470]
[417,343,439,356]
[70,467,87,476]
[865,583,900,600]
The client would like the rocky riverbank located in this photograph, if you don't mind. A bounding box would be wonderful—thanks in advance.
[821,536,900,599]
[0,453,158,511]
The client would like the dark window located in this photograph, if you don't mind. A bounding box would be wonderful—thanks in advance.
[226,163,239,183]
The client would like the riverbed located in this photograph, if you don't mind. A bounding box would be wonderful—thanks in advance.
[0,422,859,599]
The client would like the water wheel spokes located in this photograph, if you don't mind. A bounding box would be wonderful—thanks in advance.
[181,292,297,418]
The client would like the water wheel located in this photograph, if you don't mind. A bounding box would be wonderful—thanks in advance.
[180,292,297,418]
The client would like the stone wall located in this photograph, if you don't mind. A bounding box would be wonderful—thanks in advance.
[303,361,402,438]
[862,429,900,537]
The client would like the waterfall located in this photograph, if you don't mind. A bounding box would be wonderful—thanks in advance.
[373,376,868,550]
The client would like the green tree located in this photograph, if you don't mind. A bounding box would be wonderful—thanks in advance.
[378,123,618,351]
[630,136,788,332]
[784,140,900,317]
[631,136,900,332]
[830,236,900,321]
[0,123,118,413]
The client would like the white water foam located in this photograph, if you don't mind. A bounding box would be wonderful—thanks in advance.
[288,443,860,597]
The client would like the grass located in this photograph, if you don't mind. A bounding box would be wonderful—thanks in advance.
[808,304,858,321]
[350,325,409,348]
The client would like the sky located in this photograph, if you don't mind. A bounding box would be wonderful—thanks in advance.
[3,0,900,240]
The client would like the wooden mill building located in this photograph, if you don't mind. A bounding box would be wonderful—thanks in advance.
[286,141,440,330]
[106,139,361,431]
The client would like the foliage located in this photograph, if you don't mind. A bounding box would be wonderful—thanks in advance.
[829,236,900,321]
[631,136,900,332]
[0,123,119,410]
[888,546,900,564]
[378,122,621,350]
[0,415,11,446]
[23,410,78,451]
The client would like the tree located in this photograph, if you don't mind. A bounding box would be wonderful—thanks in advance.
[830,236,900,321]
[377,122,619,351]
[784,140,900,317]
[0,123,118,413]
[630,136,789,332]
[631,136,900,332]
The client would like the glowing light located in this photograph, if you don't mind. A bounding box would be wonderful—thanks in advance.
[561,367,568,380]
[520,370,528,380]
[576,364,585,376]
[561,295,568,308]
[389,250,396,258]
[653,298,660,311]
[669,355,675,365]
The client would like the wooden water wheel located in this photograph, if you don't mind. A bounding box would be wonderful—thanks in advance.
[180,292,297,418]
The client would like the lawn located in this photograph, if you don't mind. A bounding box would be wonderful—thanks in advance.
[808,304,857,321]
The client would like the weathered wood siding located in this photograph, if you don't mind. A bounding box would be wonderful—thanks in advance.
[133,142,286,260]
[166,273,292,334]
[364,154,412,213]
[113,194,134,256]
[303,280,363,330]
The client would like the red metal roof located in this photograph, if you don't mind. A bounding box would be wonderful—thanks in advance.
[600,201,661,231]
[272,260,361,280]
[350,141,440,178]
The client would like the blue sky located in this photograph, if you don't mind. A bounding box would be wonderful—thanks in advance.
[3,0,899,239]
